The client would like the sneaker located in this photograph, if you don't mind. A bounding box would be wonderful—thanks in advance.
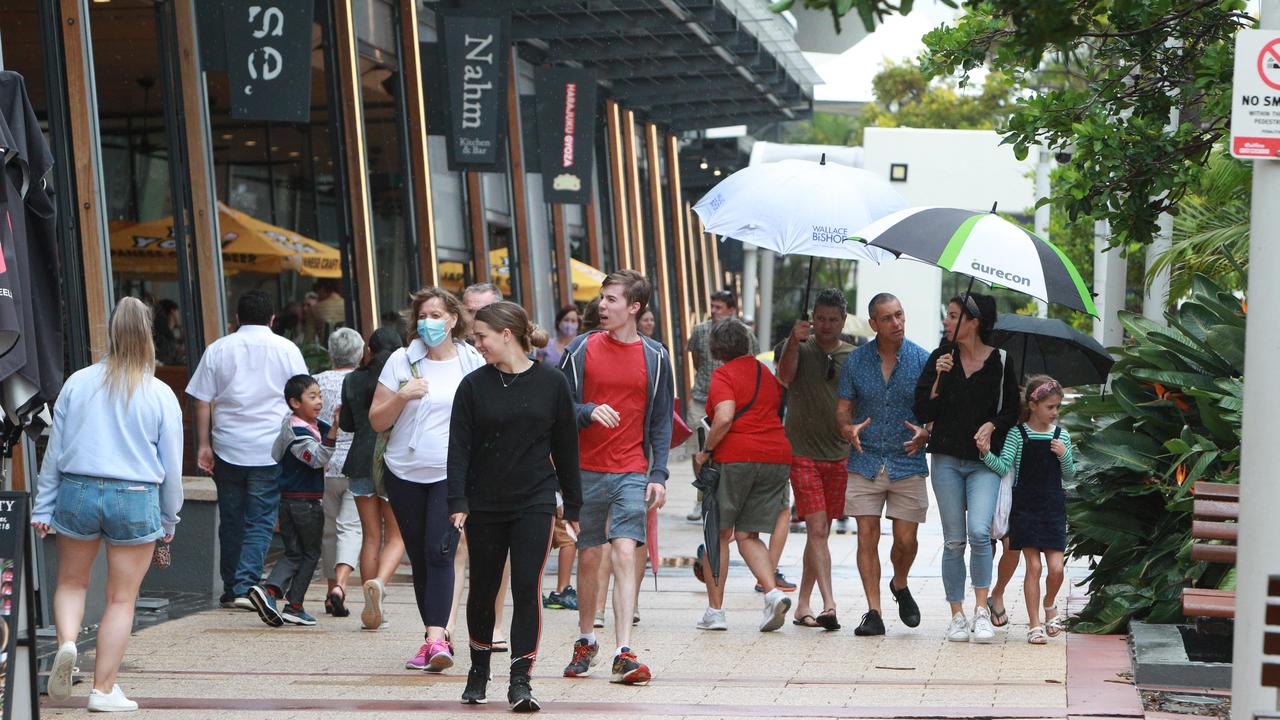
[424,638,454,672]
[755,570,797,593]
[759,590,791,632]
[833,517,852,535]
[508,674,541,713]
[48,640,76,701]
[281,604,317,626]
[232,596,254,611]
[610,648,652,685]
[696,607,727,631]
[563,638,600,677]
[247,585,284,627]
[971,607,996,643]
[947,612,971,642]
[559,585,579,610]
[693,544,706,584]
[789,520,805,533]
[361,578,385,630]
[87,684,138,712]
[890,581,921,628]
[593,610,605,629]
[633,613,640,626]
[406,642,431,671]
[686,501,703,522]
[854,609,886,636]
[543,591,566,609]
[461,666,488,705]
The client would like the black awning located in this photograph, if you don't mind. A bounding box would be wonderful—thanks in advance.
[497,0,814,131]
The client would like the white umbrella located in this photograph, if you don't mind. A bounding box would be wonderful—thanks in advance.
[692,156,906,312]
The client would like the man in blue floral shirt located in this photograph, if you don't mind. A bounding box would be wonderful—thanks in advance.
[836,293,930,637]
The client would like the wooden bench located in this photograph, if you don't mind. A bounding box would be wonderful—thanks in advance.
[1182,481,1239,619]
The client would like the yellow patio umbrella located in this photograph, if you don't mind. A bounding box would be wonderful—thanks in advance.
[108,203,342,278]
[439,249,605,303]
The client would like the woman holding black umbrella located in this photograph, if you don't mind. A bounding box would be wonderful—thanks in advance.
[913,293,1018,644]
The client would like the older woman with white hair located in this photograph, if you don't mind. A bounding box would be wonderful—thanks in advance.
[316,327,365,617]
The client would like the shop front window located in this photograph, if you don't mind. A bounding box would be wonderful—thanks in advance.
[361,55,415,322]
[205,13,346,373]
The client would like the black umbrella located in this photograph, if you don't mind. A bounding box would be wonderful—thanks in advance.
[692,425,723,587]
[989,314,1114,387]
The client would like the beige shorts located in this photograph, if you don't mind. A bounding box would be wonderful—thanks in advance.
[684,399,706,454]
[845,468,928,524]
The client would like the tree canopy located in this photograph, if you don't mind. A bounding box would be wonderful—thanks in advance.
[773,0,1255,248]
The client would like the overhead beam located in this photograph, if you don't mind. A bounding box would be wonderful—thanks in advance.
[614,83,765,106]
[550,37,703,62]
[592,56,735,81]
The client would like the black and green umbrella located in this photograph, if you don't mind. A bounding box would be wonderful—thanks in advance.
[851,206,1098,317]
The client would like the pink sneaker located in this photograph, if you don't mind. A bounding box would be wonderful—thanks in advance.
[424,638,454,673]
[405,642,431,671]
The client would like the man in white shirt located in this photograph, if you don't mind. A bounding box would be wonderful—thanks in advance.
[187,291,309,607]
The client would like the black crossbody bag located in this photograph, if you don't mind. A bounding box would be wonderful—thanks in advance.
[694,361,764,494]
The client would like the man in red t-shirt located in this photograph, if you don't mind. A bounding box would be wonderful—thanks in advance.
[558,270,674,685]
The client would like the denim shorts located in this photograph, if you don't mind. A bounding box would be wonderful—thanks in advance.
[347,476,384,499]
[577,471,647,549]
[51,474,164,546]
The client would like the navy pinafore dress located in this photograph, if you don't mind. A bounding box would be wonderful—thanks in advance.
[1008,425,1067,552]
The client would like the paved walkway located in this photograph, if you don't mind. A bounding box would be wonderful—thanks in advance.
[42,460,1141,719]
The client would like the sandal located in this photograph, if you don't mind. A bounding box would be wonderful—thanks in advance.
[815,609,841,631]
[986,597,1008,628]
[1045,605,1065,637]
[327,587,350,618]
[491,638,509,653]
[792,614,821,628]
[1027,626,1048,644]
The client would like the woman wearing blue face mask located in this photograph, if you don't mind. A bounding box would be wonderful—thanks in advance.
[537,304,580,367]
[369,287,485,673]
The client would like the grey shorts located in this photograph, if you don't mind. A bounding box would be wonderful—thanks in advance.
[717,462,790,534]
[51,474,165,546]
[577,470,647,549]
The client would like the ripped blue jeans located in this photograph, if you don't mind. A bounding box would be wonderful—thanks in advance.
[930,454,1001,603]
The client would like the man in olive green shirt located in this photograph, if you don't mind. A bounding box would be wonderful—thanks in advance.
[776,289,854,629]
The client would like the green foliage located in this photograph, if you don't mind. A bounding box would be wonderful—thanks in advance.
[1148,146,1251,298]
[780,0,1254,248]
[1062,274,1244,633]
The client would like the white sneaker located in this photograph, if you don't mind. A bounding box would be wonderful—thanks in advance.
[759,590,791,632]
[232,596,254,611]
[686,501,703,521]
[87,684,138,712]
[361,578,384,630]
[971,607,996,643]
[947,612,970,642]
[696,607,727,631]
[593,610,605,629]
[48,641,77,701]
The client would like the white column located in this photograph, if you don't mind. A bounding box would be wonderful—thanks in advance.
[742,243,759,325]
[758,249,776,351]
[1092,220,1127,348]
[1233,5,1280,717]
[1144,95,1179,324]
[1034,148,1052,318]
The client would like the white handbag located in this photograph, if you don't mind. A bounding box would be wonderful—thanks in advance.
[990,349,1013,541]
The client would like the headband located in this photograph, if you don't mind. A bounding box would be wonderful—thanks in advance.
[1029,379,1062,402]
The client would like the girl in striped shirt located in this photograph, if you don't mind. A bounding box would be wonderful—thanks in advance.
[977,376,1074,645]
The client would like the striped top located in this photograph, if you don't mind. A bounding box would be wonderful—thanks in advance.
[980,423,1076,485]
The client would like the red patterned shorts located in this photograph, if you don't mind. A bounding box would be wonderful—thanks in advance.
[790,456,848,519]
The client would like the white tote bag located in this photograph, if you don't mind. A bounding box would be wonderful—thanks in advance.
[990,350,1013,541]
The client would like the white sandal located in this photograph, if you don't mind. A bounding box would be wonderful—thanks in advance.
[1045,605,1065,637]
[1027,626,1048,644]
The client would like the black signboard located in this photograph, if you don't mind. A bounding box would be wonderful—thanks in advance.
[534,68,598,205]
[223,0,314,123]
[438,11,510,171]
[0,492,37,720]
[196,0,227,72]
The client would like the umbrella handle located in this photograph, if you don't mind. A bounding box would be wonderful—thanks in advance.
[801,256,816,321]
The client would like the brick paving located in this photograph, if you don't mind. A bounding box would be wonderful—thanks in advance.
[41,460,1139,719]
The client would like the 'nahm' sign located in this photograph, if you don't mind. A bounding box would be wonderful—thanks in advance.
[438,11,511,172]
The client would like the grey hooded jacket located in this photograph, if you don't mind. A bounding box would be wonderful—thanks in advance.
[559,330,674,486]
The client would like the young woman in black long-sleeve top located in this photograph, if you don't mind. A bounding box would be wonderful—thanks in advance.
[913,292,1018,644]
[447,301,582,712]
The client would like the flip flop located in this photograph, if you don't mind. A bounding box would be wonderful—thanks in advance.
[987,597,1009,628]
[492,639,509,653]
[815,609,841,631]
[792,614,821,627]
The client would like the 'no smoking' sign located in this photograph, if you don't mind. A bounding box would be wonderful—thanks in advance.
[1232,30,1280,159]
[1260,38,1280,91]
